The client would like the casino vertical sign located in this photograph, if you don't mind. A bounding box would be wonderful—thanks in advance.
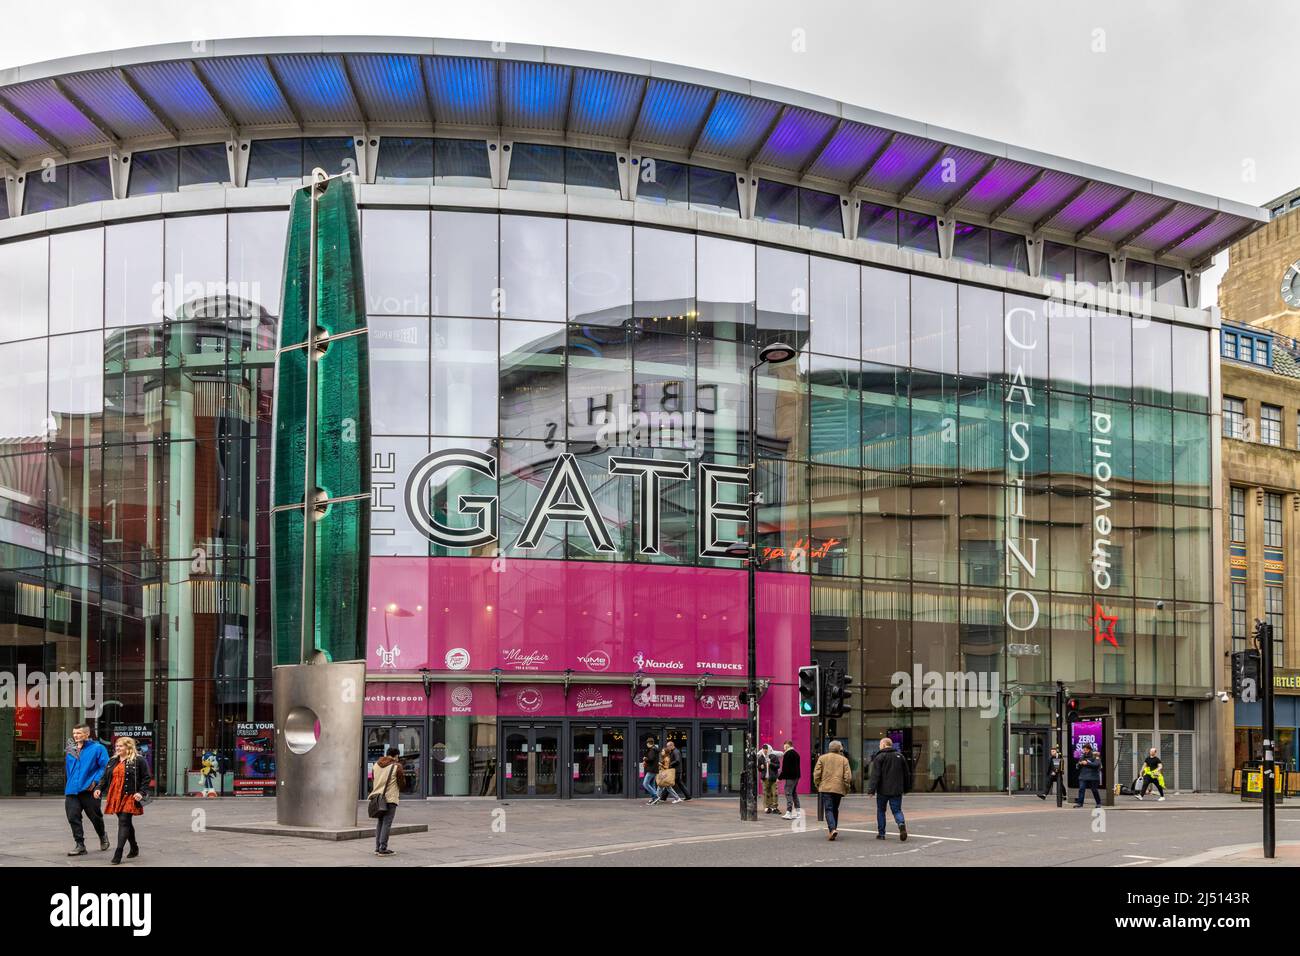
[1004,304,1042,635]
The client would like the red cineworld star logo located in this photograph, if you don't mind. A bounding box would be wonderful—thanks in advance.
[1092,604,1118,646]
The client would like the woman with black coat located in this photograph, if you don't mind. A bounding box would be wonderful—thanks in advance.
[93,737,150,864]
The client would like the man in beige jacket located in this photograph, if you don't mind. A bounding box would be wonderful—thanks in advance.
[811,740,853,840]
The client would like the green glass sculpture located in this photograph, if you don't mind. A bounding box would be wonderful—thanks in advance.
[271,172,370,665]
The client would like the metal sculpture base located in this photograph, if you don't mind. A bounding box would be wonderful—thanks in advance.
[274,658,365,830]
[208,820,429,842]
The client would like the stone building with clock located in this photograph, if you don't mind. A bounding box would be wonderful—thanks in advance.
[1217,188,1300,782]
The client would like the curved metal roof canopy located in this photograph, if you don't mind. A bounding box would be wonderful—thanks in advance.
[0,35,1266,266]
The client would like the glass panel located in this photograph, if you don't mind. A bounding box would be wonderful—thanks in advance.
[754,180,798,226]
[23,167,68,213]
[636,158,689,207]
[952,223,989,265]
[1171,325,1209,413]
[50,229,103,335]
[858,203,898,246]
[164,214,226,319]
[1048,304,1089,393]
[1172,411,1210,508]
[434,139,491,187]
[990,230,1028,274]
[48,331,103,446]
[247,138,303,185]
[1091,311,1133,401]
[1131,319,1172,406]
[898,211,938,256]
[303,136,356,177]
[363,209,430,315]
[500,215,565,321]
[696,237,754,343]
[376,136,434,184]
[229,211,290,317]
[633,226,693,320]
[1155,266,1186,307]
[809,256,859,358]
[910,372,958,477]
[861,363,908,473]
[179,142,230,189]
[861,266,908,367]
[755,246,808,350]
[809,465,861,576]
[1041,242,1074,282]
[958,285,1003,380]
[508,142,565,192]
[910,277,957,375]
[499,320,566,441]
[127,147,179,196]
[567,324,631,447]
[432,210,498,319]
[689,166,739,217]
[800,188,843,234]
[565,147,619,198]
[0,339,47,443]
[569,220,631,325]
[1076,248,1110,285]
[105,220,163,328]
[369,316,429,435]
[0,237,49,342]
[433,318,499,436]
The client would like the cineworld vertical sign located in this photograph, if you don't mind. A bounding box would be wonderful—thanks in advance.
[403,449,750,556]
[1004,304,1041,633]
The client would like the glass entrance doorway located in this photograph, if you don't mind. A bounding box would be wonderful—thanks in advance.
[501,723,561,798]
[1010,726,1049,794]
[700,725,743,795]
[635,723,693,797]
[362,721,425,798]
[570,723,627,797]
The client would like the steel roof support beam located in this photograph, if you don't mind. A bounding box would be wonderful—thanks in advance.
[851,130,896,189]
[685,89,721,161]
[941,155,998,217]
[1115,200,1178,249]
[1154,210,1219,260]
[1073,190,1136,242]
[414,55,438,125]
[0,95,70,160]
[0,145,18,169]
[988,168,1045,223]
[115,68,180,140]
[746,105,788,167]
[263,57,305,132]
[896,144,948,203]
[1031,180,1090,233]
[337,55,370,126]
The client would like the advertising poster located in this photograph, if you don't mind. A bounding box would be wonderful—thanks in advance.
[111,723,157,791]
[235,722,276,796]
[1068,719,1104,788]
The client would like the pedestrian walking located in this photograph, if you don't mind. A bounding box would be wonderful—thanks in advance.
[1073,743,1102,808]
[928,745,948,792]
[64,722,110,857]
[811,740,852,840]
[668,739,691,800]
[92,736,149,864]
[370,747,404,855]
[642,736,662,804]
[1038,745,1065,801]
[778,740,802,819]
[1136,748,1166,801]
[758,744,781,814]
[867,737,910,841]
[657,744,683,803]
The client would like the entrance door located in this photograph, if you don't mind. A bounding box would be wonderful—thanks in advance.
[362,721,426,798]
[636,724,693,797]
[1009,726,1049,794]
[501,723,561,798]
[700,724,744,795]
[571,723,627,797]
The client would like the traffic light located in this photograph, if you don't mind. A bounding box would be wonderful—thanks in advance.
[1066,698,1079,725]
[1232,649,1260,703]
[797,665,820,717]
[826,671,853,718]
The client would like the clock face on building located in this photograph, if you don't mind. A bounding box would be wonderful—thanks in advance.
[1283,259,1300,309]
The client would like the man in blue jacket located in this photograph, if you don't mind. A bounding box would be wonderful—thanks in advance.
[1072,743,1103,808]
[64,722,110,855]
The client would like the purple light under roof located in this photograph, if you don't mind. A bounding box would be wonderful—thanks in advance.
[865,133,939,194]
[1089,192,1169,244]
[804,122,890,182]
[753,107,836,171]
[1130,202,1210,250]
[3,80,108,148]
[0,102,52,158]
[959,159,1039,215]
[1043,181,1130,233]
[906,146,987,204]
[1000,170,1084,223]
[60,70,170,140]
[631,79,714,149]
[1170,212,1245,260]
[125,61,228,131]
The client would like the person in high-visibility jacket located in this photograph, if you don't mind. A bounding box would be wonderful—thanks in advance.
[1137,748,1166,801]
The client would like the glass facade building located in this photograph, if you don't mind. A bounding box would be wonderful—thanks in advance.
[0,37,1263,799]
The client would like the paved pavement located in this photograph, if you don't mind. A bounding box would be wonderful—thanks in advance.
[2,792,1296,867]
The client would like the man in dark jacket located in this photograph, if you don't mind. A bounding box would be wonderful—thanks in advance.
[63,723,110,856]
[665,740,686,800]
[1038,745,1064,801]
[642,737,662,804]
[779,740,802,819]
[866,737,909,841]
[758,744,781,814]
[1073,743,1102,807]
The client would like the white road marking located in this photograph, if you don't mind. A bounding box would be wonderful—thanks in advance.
[835,828,972,842]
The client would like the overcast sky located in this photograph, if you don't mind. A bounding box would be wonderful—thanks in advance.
[2,0,1290,301]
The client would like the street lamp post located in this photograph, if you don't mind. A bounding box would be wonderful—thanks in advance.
[728,341,797,823]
